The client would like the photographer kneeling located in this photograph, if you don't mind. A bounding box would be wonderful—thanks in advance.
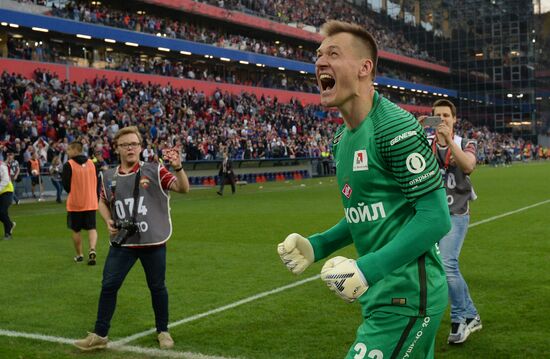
[75,126,189,351]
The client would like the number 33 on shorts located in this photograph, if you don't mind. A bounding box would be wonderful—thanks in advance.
[350,343,383,359]
[344,311,444,359]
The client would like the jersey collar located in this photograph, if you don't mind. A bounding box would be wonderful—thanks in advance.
[118,162,141,175]
[348,91,380,134]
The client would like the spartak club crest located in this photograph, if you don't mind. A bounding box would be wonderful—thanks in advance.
[139,176,151,189]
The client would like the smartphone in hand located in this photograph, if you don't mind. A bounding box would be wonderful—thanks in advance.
[423,116,442,128]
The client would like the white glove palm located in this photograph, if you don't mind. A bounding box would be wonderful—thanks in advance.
[321,256,369,303]
[277,233,314,275]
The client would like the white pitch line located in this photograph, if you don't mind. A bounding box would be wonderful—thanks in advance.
[111,275,321,346]
[111,343,241,359]
[0,329,74,345]
[2,199,549,356]
[115,198,550,346]
[468,199,550,228]
[0,329,239,359]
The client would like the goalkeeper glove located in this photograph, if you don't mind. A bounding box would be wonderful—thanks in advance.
[320,256,369,303]
[277,233,314,275]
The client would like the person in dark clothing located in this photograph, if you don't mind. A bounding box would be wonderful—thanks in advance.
[0,160,15,239]
[217,151,235,196]
[49,155,63,203]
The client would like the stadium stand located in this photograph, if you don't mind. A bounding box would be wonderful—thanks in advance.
[0,0,546,200]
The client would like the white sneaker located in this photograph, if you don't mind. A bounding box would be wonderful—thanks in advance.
[448,322,470,344]
[466,315,482,333]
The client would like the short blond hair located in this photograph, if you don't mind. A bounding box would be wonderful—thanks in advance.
[321,20,378,78]
[68,141,83,153]
[113,126,143,148]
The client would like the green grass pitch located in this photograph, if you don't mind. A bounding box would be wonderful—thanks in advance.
[0,161,549,358]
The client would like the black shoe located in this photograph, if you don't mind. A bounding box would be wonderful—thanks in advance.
[74,255,84,263]
[88,250,96,266]
[216,191,223,196]
[56,199,62,203]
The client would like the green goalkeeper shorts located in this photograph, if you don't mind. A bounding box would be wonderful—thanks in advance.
[345,311,444,359]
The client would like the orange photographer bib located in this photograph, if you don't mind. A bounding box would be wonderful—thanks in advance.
[66,159,98,212]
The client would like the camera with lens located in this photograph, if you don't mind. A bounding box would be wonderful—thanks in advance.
[111,219,139,247]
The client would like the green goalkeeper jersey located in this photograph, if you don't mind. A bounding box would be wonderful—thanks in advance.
[313,92,448,318]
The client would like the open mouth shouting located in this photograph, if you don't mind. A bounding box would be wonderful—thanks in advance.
[319,73,336,94]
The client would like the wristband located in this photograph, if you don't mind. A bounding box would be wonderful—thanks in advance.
[174,166,183,172]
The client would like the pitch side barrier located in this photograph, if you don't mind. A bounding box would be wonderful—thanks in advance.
[14,157,334,200]
[180,157,334,186]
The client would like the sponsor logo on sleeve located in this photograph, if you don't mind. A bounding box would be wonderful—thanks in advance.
[409,170,436,186]
[342,183,352,199]
[406,153,426,174]
[353,150,369,171]
[390,130,417,146]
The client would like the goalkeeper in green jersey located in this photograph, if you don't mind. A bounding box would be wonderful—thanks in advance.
[277,20,451,359]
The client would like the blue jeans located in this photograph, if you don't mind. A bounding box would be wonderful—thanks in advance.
[439,214,478,323]
[94,245,168,337]
[12,186,19,204]
[51,179,63,202]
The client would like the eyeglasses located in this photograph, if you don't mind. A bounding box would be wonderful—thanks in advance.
[118,142,141,149]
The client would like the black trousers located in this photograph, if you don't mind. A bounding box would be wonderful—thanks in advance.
[219,174,235,194]
[0,192,13,236]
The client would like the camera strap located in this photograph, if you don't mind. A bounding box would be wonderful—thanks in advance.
[110,165,142,222]
[130,168,141,222]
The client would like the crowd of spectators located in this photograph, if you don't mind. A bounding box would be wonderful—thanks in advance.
[6,37,320,93]
[0,70,342,172]
[7,0,453,96]
[110,54,319,93]
[455,120,548,165]
[6,38,57,63]
[50,2,317,63]
[202,0,443,64]
[47,1,443,65]
[377,64,449,89]
[2,69,545,181]
[6,36,445,102]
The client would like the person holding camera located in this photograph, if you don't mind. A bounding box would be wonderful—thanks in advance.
[74,126,189,351]
[62,141,99,264]
[420,99,481,344]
